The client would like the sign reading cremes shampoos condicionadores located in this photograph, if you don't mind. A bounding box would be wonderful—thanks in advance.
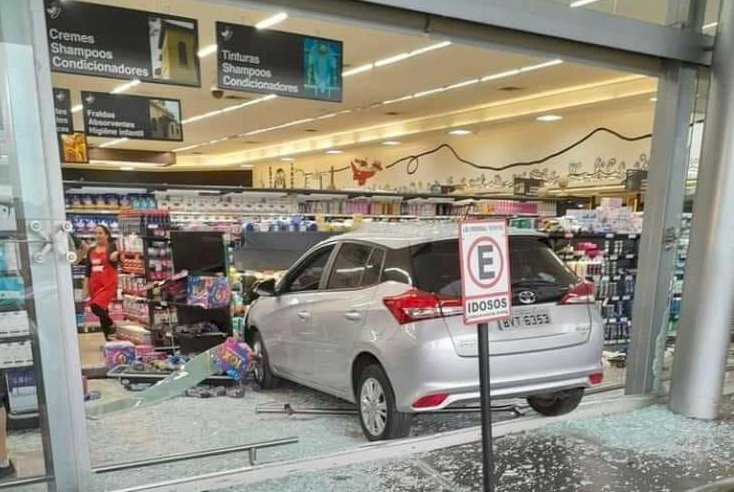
[44,0,200,87]
[81,91,183,142]
[216,22,343,102]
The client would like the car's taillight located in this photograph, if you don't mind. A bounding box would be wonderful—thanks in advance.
[559,281,595,305]
[589,372,604,385]
[383,289,463,325]
[412,393,449,409]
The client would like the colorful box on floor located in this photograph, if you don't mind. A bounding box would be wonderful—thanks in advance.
[104,341,135,368]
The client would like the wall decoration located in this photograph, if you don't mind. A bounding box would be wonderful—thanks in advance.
[350,159,383,186]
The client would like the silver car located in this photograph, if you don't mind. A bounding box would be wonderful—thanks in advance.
[247,226,605,441]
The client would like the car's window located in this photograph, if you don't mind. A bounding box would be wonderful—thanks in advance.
[382,247,413,285]
[327,243,374,290]
[410,240,461,296]
[283,245,335,293]
[362,248,385,287]
[510,237,577,287]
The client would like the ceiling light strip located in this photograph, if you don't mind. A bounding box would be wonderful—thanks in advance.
[182,94,277,125]
[255,12,288,30]
[110,79,141,94]
[98,137,129,148]
[71,104,83,113]
[343,40,451,77]
[197,44,217,58]
[569,0,602,7]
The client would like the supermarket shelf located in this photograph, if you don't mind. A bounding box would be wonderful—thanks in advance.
[123,314,150,325]
[0,336,31,344]
[67,209,120,215]
[123,294,148,302]
[121,268,145,275]
[604,339,631,346]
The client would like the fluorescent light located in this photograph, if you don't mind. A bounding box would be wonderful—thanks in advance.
[413,87,445,98]
[448,129,472,136]
[343,63,374,77]
[183,94,276,124]
[317,113,337,120]
[570,0,602,7]
[382,141,401,146]
[99,137,128,148]
[650,97,658,102]
[409,40,452,56]
[110,79,141,94]
[521,59,563,72]
[71,104,83,113]
[445,79,480,90]
[240,164,254,169]
[173,143,202,152]
[374,52,411,67]
[703,22,718,30]
[480,69,520,82]
[255,12,287,30]
[325,149,343,154]
[120,166,135,171]
[383,95,414,105]
[536,114,563,122]
[281,157,295,161]
[197,44,217,58]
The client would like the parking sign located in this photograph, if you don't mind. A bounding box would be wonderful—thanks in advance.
[459,220,511,324]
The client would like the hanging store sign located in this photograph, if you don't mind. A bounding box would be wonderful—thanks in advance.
[216,21,343,102]
[81,91,183,142]
[44,0,201,87]
[52,88,74,134]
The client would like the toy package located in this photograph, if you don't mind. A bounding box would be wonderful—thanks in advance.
[211,337,251,381]
[186,276,231,310]
[104,341,136,369]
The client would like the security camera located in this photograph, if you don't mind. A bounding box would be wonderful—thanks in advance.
[211,88,224,99]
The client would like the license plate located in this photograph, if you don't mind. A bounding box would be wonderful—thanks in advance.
[497,308,552,330]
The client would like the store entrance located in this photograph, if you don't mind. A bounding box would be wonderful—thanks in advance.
[0,0,721,490]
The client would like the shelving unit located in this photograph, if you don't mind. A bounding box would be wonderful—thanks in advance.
[549,231,641,349]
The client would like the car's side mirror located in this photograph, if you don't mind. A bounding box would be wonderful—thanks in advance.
[254,278,278,297]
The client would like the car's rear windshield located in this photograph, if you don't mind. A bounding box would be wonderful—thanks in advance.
[407,237,577,295]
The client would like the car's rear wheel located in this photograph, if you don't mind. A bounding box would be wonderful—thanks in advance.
[357,364,412,441]
[252,331,280,389]
[527,388,585,416]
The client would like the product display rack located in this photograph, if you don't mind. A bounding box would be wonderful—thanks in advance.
[549,231,641,349]
[668,213,691,341]
[119,210,175,343]
[0,233,40,429]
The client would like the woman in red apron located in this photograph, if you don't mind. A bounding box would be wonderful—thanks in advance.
[84,225,119,340]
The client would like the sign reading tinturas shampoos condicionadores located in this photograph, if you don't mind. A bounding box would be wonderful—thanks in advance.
[216,21,343,102]
[43,0,201,87]
[81,91,183,142]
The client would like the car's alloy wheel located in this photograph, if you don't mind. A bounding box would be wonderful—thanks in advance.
[356,364,412,441]
[360,377,388,437]
[251,331,280,389]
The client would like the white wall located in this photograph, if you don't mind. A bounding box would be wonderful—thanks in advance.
[253,102,654,192]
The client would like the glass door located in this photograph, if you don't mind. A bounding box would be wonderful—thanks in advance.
[0,1,91,490]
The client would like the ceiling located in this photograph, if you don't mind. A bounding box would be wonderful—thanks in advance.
[55,0,662,171]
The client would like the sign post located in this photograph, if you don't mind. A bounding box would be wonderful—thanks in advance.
[458,220,512,492]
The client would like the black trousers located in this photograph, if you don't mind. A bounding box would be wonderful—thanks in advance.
[90,303,115,339]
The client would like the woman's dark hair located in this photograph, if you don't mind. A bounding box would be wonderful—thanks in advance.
[95,224,112,239]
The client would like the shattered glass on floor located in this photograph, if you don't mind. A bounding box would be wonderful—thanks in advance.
[217,396,734,492]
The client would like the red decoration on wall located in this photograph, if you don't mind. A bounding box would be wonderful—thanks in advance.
[351,159,383,186]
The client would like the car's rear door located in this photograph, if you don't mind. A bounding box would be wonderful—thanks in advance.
[311,242,385,395]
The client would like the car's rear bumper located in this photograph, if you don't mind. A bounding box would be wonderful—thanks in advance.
[382,321,605,413]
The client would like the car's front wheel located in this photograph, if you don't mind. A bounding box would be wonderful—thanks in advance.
[357,364,412,441]
[527,388,585,416]
[252,331,280,390]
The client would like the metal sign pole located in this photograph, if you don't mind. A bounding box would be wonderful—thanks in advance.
[477,322,494,492]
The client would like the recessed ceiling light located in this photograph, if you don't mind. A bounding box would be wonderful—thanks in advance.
[99,137,129,148]
[382,141,401,146]
[71,104,83,113]
[325,149,343,154]
[240,164,254,169]
[703,22,718,31]
[255,12,288,30]
[448,129,472,136]
[650,97,658,102]
[281,157,295,161]
[120,166,135,171]
[536,114,563,122]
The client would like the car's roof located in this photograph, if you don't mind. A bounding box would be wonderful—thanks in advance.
[324,224,545,249]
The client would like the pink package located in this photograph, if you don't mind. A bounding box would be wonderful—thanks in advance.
[134,345,155,362]
[104,341,135,369]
